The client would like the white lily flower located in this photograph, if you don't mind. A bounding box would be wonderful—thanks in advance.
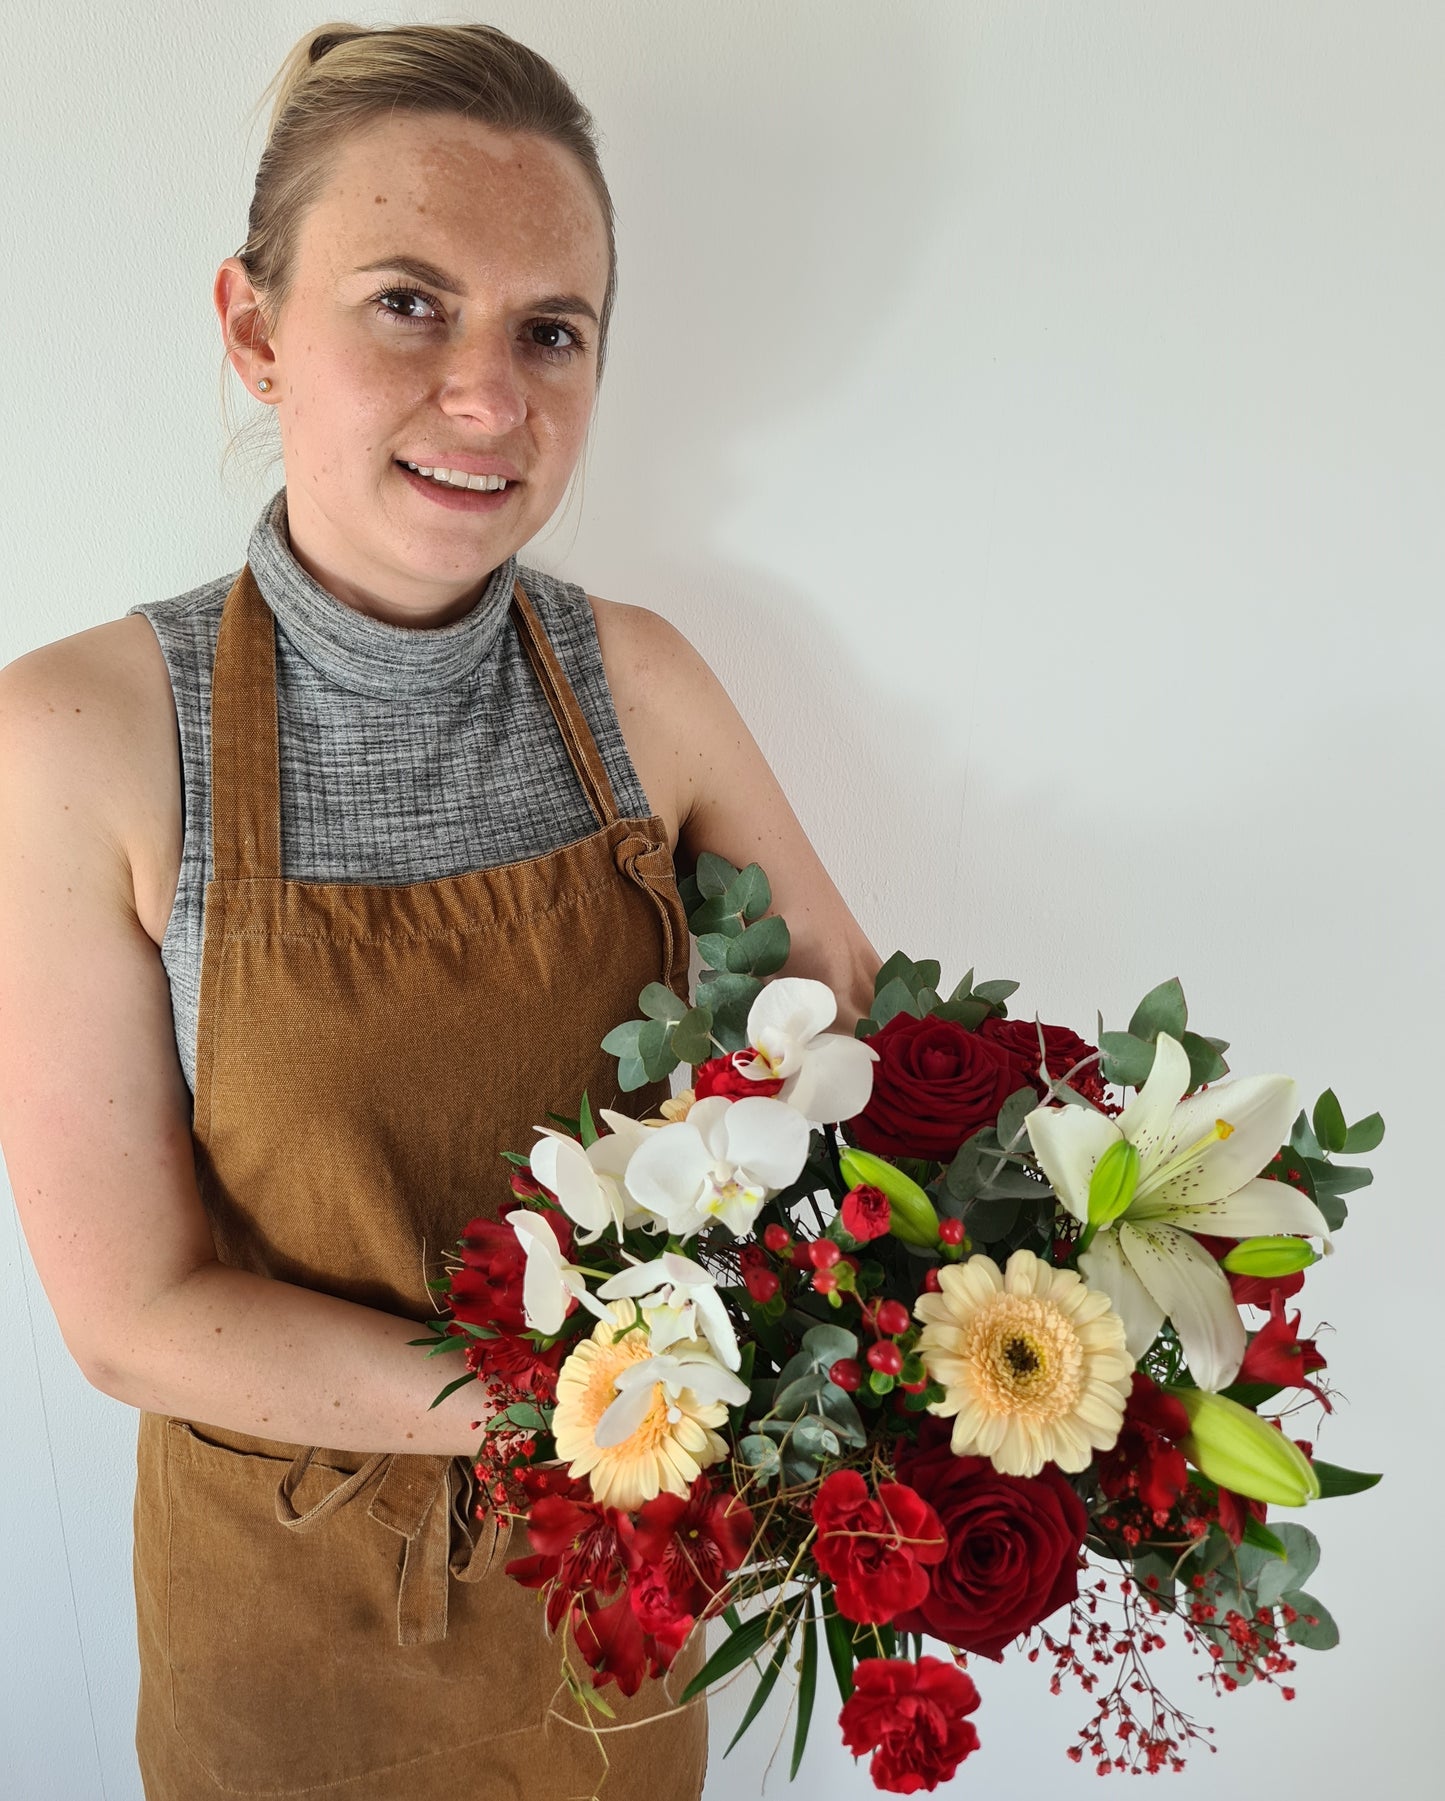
[528,1113,658,1244]
[1024,1033,1325,1392]
[732,977,879,1124]
[506,1210,611,1336]
[593,1341,752,1449]
[622,1094,810,1239]
[596,1249,741,1369]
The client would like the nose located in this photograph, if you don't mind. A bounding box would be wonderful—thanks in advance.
[436,328,528,434]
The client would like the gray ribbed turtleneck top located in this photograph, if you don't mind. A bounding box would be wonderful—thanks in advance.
[126,485,652,1100]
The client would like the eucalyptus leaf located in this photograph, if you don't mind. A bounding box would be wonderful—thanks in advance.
[1268,1523,1321,1591]
[696,932,738,972]
[1281,1590,1339,1650]
[1341,1112,1385,1154]
[1100,1031,1155,1087]
[600,1018,644,1058]
[739,1435,782,1479]
[690,895,745,937]
[671,1006,716,1066]
[972,978,1019,1006]
[616,1053,649,1093]
[637,1018,678,1082]
[1128,977,1188,1043]
[638,982,687,1023]
[1312,1090,1348,1155]
[1181,1029,1230,1089]
[872,976,922,1029]
[996,1085,1039,1149]
[725,863,772,923]
[727,914,791,977]
[872,950,917,997]
[694,851,738,899]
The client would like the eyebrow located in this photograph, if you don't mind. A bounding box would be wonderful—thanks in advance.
[352,254,599,323]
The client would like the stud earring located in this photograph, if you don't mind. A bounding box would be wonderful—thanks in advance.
[257,378,272,392]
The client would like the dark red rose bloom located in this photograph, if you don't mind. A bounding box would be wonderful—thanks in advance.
[1239,1293,1330,1409]
[839,1656,982,1794]
[812,1470,946,1626]
[977,1017,1107,1108]
[619,1476,756,1619]
[1097,1373,1192,1521]
[841,1183,892,1242]
[449,1210,572,1335]
[464,1331,565,1400]
[694,1051,785,1100]
[847,1014,1018,1162]
[505,1493,630,1632]
[892,1419,1088,1659]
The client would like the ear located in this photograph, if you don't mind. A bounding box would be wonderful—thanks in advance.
[214,257,278,396]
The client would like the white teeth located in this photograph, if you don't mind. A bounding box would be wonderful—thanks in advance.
[402,461,509,492]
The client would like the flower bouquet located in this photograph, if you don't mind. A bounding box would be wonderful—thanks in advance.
[412,852,1383,1791]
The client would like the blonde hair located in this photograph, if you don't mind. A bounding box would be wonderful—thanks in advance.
[219,20,617,492]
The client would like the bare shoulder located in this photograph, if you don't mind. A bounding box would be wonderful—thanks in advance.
[0,617,181,925]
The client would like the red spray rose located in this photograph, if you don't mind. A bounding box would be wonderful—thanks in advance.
[977,1016,1107,1107]
[841,1183,892,1241]
[892,1418,1088,1659]
[847,1013,1019,1162]
[839,1656,982,1794]
[812,1470,946,1625]
[694,1050,785,1100]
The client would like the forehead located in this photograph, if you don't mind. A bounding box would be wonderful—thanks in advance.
[300,111,608,296]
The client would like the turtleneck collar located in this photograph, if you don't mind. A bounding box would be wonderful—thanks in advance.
[245,485,519,699]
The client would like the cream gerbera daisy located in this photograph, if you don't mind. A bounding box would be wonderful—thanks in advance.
[913,1249,1134,1478]
[552,1302,738,1510]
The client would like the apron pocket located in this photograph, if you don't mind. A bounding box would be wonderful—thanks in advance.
[163,1419,545,1793]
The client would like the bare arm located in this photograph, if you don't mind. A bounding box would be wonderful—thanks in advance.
[0,641,488,1457]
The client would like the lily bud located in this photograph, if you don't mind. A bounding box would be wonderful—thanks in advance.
[837,1147,940,1246]
[1087,1139,1140,1230]
[1168,1386,1321,1507]
[1221,1236,1319,1277]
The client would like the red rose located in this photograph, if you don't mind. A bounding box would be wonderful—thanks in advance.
[694,1051,784,1100]
[977,1017,1107,1108]
[449,1210,571,1335]
[847,1014,1018,1162]
[812,1470,946,1625]
[892,1420,1088,1659]
[841,1183,892,1242]
[839,1656,981,1794]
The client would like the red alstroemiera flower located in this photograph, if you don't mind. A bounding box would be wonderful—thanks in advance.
[1097,1373,1193,1521]
[839,1656,982,1794]
[504,1490,630,1632]
[1238,1291,1331,1410]
[812,1470,946,1626]
[619,1475,756,1620]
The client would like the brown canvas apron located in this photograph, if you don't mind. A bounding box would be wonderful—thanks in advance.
[132,562,710,1798]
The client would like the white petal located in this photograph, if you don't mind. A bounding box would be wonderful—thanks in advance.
[1024,1105,1122,1225]
[1117,1032,1193,1168]
[595,1257,667,1299]
[691,1285,742,1370]
[685,1095,734,1160]
[593,1377,660,1448]
[1163,1174,1330,1239]
[528,1132,612,1242]
[746,977,838,1073]
[1078,1230,1165,1360]
[1118,1220,1247,1391]
[624,1122,714,1224]
[1133,1074,1300,1215]
[778,1034,879,1124]
[720,1096,811,1190]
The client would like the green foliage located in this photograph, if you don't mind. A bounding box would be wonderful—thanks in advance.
[852,955,1017,1038]
[1286,1095,1386,1230]
[1099,979,1230,1092]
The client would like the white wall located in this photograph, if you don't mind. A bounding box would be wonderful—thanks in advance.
[3,3,1438,1796]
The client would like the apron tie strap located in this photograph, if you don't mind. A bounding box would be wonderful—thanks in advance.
[275,1448,498,1646]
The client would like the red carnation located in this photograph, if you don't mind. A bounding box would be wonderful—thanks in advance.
[694,1051,785,1100]
[892,1418,1088,1659]
[812,1470,946,1626]
[841,1183,892,1242]
[847,1013,1018,1162]
[977,1016,1107,1107]
[839,1656,982,1793]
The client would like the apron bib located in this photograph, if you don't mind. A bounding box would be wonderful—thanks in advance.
[132,563,708,1798]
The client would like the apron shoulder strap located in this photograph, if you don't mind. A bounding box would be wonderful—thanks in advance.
[508,576,622,831]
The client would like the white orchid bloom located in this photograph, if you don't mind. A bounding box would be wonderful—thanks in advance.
[593,1341,752,1449]
[596,1250,740,1369]
[1024,1033,1325,1392]
[622,1094,810,1239]
[731,977,879,1125]
[528,1112,658,1244]
[506,1210,611,1336]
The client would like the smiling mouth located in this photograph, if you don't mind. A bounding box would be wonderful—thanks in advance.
[395,459,515,492]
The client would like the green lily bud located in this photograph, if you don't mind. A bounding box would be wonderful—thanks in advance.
[1168,1386,1321,1507]
[1221,1236,1319,1277]
[1087,1139,1140,1230]
[838,1147,940,1246]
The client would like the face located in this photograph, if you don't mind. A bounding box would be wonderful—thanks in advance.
[215,111,609,626]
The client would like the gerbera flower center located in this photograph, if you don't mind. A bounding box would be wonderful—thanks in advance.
[963,1294,1085,1422]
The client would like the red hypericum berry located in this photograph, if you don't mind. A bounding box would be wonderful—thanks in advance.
[789,1242,813,1269]
[763,1223,792,1254]
[867,1341,904,1375]
[938,1218,965,1245]
[743,1266,780,1303]
[875,1299,910,1336]
[808,1239,841,1270]
[899,1376,928,1394]
[922,1269,942,1292]
[812,1269,839,1295]
[830,1358,862,1391]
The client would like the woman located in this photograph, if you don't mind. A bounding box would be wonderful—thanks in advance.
[0,20,880,1801]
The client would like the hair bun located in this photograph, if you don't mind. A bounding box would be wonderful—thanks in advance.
[309,29,361,66]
